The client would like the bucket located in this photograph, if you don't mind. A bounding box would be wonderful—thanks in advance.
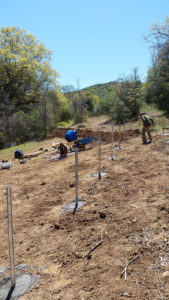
[1,162,11,170]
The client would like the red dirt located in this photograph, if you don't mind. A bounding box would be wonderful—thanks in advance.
[48,127,140,142]
[0,125,169,299]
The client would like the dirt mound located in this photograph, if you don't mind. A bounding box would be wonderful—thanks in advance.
[48,127,140,142]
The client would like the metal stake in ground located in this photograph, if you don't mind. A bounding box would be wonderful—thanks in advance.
[119,123,121,149]
[111,124,114,159]
[98,132,101,180]
[123,122,126,142]
[73,147,79,214]
[7,186,16,287]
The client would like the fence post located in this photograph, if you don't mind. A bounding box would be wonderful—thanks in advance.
[98,132,101,180]
[118,123,121,149]
[73,147,79,214]
[111,124,114,159]
[124,122,126,142]
[7,186,15,287]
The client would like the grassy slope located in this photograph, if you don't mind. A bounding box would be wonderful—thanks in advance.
[0,141,48,161]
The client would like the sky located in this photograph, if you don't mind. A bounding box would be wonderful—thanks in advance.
[0,0,168,89]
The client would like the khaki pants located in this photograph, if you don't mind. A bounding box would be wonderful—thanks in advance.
[142,126,152,144]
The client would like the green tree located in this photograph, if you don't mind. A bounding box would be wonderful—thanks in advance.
[69,90,99,123]
[143,18,169,112]
[114,68,141,121]
[0,26,58,145]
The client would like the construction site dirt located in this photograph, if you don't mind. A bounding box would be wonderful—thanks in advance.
[0,124,169,300]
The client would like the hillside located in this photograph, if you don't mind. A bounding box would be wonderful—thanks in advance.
[81,81,117,98]
[65,81,117,110]
[0,123,169,299]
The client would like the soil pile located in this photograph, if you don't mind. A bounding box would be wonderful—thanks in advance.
[48,127,140,143]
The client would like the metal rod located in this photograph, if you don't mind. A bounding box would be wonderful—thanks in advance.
[98,132,101,179]
[73,147,79,214]
[119,123,121,149]
[111,124,114,159]
[124,122,126,142]
[75,147,78,201]
[7,186,15,286]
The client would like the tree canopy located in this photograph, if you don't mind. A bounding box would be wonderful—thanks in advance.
[0,26,66,148]
[143,18,169,112]
[0,26,58,108]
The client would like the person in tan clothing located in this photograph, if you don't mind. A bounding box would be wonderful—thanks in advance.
[140,112,154,144]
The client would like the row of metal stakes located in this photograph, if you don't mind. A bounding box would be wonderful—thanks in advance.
[73,123,125,213]
[4,123,126,291]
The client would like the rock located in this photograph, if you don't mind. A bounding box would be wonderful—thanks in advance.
[122,291,131,297]
[99,211,106,219]
[162,271,169,279]
[131,216,137,223]
[54,224,60,230]
[75,252,82,259]
[70,183,75,188]
[16,264,27,270]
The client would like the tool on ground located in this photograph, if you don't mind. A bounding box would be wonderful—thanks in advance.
[52,140,74,150]
[14,148,48,163]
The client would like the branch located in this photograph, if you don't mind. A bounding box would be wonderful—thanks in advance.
[83,229,103,258]
[157,284,165,300]
[120,254,139,278]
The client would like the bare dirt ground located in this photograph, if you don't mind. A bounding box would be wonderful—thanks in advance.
[1,123,169,300]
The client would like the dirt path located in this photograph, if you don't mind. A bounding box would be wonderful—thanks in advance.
[0,128,169,299]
